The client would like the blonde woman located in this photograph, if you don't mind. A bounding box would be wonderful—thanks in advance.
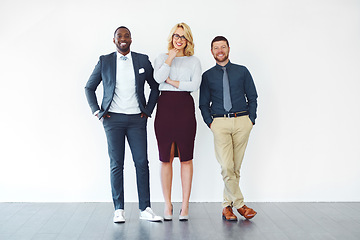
[154,23,201,221]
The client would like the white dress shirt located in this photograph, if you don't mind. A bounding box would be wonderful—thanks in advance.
[108,51,141,114]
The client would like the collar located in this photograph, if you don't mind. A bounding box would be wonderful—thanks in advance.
[215,60,232,70]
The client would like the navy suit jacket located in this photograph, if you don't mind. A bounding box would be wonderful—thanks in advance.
[85,52,160,119]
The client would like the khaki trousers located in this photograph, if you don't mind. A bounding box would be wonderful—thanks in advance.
[211,115,253,209]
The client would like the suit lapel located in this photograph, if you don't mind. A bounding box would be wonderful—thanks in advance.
[131,52,139,89]
[111,52,117,83]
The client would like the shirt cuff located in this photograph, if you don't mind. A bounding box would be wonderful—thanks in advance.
[93,110,100,117]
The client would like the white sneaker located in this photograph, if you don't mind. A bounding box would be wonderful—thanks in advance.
[139,207,163,222]
[113,209,125,223]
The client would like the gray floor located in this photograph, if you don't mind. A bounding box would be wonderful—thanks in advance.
[1,202,360,240]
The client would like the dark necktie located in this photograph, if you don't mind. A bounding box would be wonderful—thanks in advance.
[222,67,232,111]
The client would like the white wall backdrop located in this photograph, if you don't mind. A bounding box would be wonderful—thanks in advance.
[1,0,359,203]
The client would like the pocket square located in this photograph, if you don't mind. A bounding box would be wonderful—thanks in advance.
[139,68,145,74]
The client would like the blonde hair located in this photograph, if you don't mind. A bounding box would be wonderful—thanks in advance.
[167,23,194,56]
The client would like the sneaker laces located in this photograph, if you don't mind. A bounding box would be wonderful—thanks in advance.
[146,208,156,218]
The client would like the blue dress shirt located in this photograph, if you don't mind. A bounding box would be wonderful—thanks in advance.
[199,61,258,126]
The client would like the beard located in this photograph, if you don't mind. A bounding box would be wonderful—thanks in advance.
[117,44,130,53]
[214,53,229,63]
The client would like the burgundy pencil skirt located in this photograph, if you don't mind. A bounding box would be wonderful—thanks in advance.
[154,91,196,162]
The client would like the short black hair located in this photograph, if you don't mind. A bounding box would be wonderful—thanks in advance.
[211,36,229,48]
[114,26,131,37]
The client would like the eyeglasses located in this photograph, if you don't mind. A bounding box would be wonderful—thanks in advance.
[173,34,187,41]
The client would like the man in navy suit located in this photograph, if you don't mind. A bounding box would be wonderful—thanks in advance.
[85,26,162,223]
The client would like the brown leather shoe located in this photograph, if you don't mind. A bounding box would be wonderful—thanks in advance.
[222,206,237,221]
[237,205,257,219]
